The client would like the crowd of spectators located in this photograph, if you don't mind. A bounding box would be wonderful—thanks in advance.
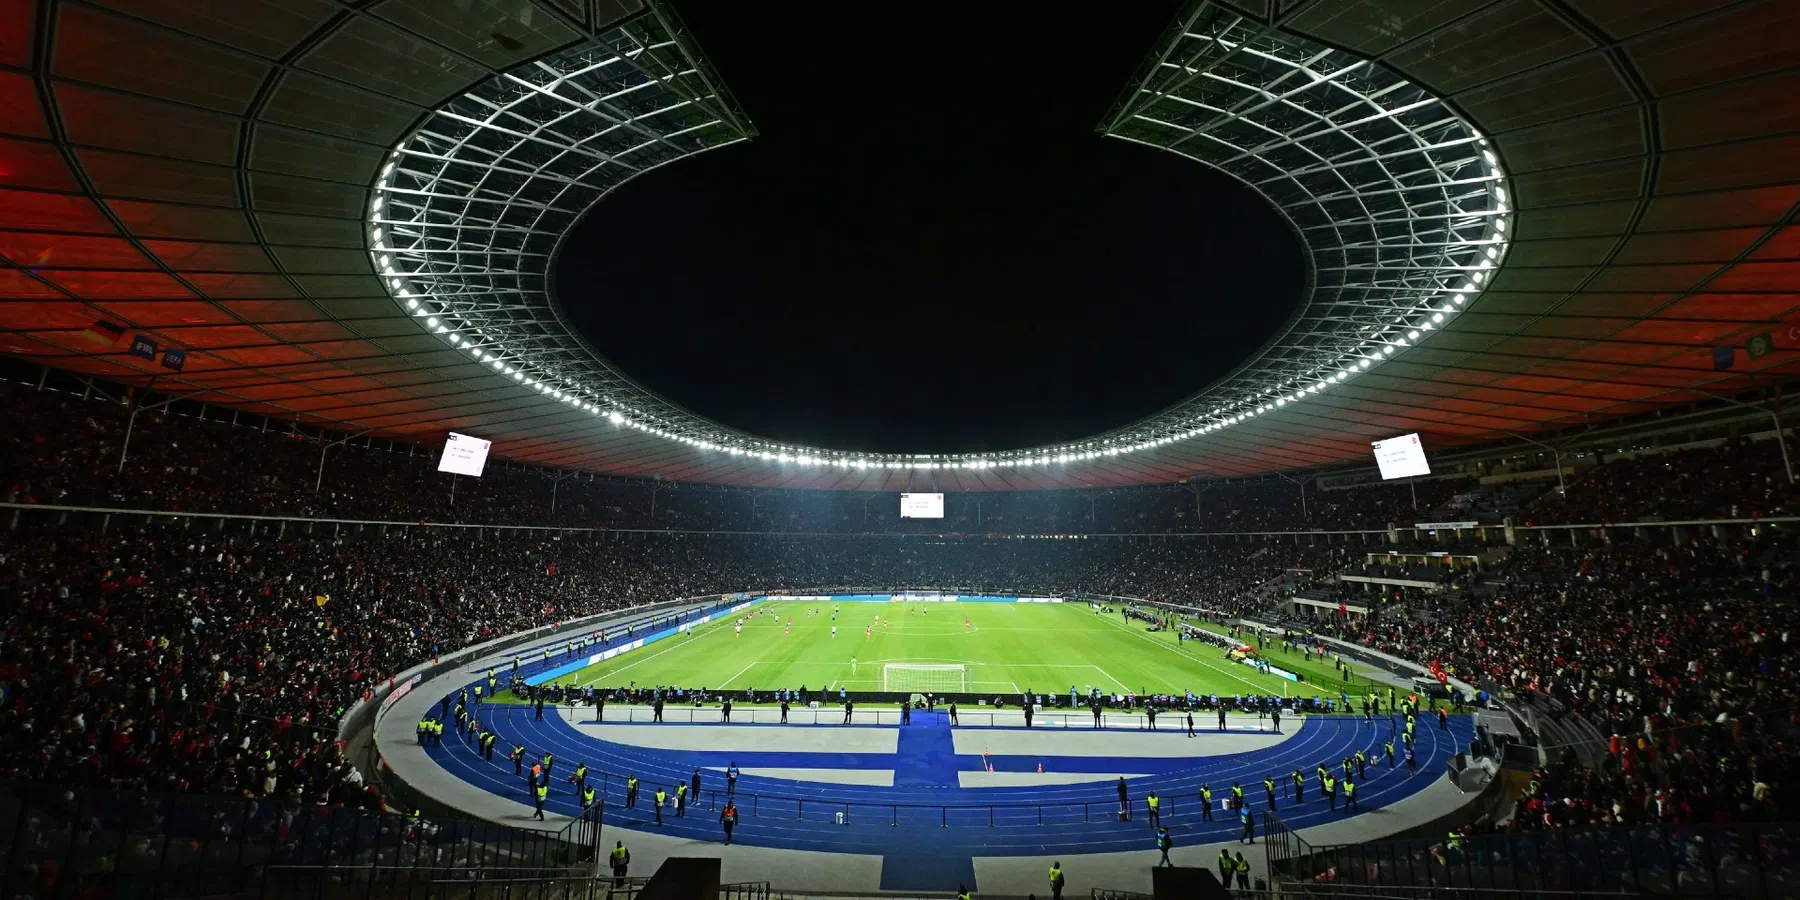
[8,379,1798,539]
[1344,534,1800,828]
[8,374,1800,850]
[0,529,1324,804]
[1527,439,1800,525]
[0,380,1471,534]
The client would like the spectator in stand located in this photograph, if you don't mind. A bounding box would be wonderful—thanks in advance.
[1352,533,1800,829]
[4,375,1798,836]
[1528,440,1800,525]
[0,380,1468,534]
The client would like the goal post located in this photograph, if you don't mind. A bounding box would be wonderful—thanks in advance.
[882,663,967,694]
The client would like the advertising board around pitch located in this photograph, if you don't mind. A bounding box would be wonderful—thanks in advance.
[1371,432,1430,480]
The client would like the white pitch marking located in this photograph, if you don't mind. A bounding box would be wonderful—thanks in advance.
[1090,664,1131,693]
[1094,613,1269,693]
[718,660,758,689]
[574,626,720,686]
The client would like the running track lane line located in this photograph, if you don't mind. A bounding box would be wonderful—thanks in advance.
[418,704,1465,857]
[458,711,1463,857]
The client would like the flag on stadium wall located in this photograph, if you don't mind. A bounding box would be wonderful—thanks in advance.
[1712,345,1735,370]
[128,335,158,360]
[161,348,187,371]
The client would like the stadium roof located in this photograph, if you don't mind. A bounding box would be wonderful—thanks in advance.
[2,0,1797,491]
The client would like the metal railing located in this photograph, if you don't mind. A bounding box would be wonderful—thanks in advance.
[260,868,640,900]
[19,499,1795,541]
[549,703,1286,730]
[1268,821,1799,899]
[1275,886,1653,900]
[260,870,770,900]
[0,781,593,900]
[593,776,1185,830]
[430,713,1395,833]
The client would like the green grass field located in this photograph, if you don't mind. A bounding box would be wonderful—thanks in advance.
[507,601,1378,700]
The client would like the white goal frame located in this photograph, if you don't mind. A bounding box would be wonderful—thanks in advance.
[882,663,967,693]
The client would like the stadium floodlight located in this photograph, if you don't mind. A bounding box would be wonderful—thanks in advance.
[883,663,967,694]
[364,4,1511,475]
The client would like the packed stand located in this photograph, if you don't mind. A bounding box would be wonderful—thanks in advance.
[1527,439,1800,525]
[3,380,1474,534]
[0,528,1327,801]
[1349,533,1800,827]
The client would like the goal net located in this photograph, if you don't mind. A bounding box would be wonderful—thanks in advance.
[882,663,967,694]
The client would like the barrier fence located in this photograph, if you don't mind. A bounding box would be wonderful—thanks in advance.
[424,713,1405,831]
[0,781,600,900]
[528,703,1290,729]
[1268,819,1799,899]
[261,870,645,900]
[258,872,772,900]
[14,499,1796,543]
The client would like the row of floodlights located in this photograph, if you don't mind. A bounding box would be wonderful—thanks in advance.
[367,129,1509,469]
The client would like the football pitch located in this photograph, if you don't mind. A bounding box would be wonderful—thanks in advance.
[519,601,1366,699]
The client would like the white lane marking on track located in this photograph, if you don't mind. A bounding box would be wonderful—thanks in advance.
[417,698,1465,856]
[450,705,1461,846]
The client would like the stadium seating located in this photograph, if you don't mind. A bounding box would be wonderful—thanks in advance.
[15,380,1796,535]
[0,380,1488,533]
[0,529,1335,796]
[1316,534,1800,830]
[1526,440,1800,525]
[4,376,1799,860]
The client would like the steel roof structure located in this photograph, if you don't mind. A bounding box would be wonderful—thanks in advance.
[1,0,1797,491]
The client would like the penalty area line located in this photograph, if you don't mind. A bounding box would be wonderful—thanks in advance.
[717,660,759,689]
[1090,665,1131,694]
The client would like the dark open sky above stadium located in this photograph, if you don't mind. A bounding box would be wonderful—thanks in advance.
[555,2,1305,455]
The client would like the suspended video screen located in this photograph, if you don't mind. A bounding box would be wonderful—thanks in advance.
[1371,433,1431,480]
[900,492,944,518]
[438,432,493,477]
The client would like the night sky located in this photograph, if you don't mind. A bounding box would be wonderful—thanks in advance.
[555,2,1305,455]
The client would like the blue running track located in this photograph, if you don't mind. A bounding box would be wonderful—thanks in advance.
[423,705,1472,891]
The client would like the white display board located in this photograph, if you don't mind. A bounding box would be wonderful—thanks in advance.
[899,492,944,518]
[1371,433,1431,480]
[437,432,492,477]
